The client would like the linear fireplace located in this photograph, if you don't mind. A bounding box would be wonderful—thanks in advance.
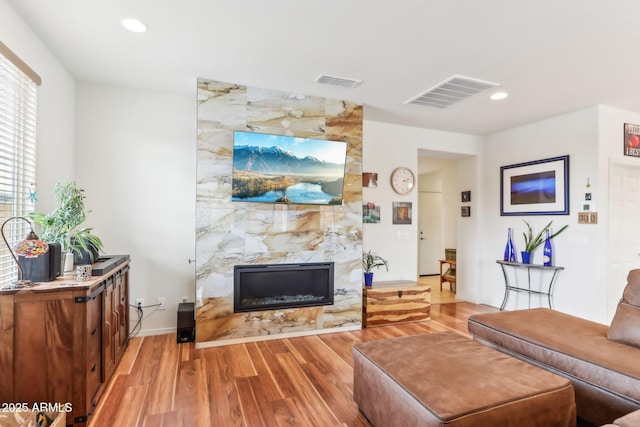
[234,262,334,313]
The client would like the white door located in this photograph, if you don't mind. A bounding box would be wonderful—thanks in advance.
[419,192,442,275]
[608,163,640,320]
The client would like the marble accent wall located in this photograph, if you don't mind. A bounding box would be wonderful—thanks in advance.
[196,79,363,345]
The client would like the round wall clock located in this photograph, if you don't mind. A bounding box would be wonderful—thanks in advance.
[390,167,415,195]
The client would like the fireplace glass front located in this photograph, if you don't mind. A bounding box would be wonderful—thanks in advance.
[234,262,334,313]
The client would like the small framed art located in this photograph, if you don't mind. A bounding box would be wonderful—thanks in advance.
[392,202,412,224]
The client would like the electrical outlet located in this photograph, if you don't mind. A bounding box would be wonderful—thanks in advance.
[181,296,188,303]
[135,298,144,308]
[158,297,166,310]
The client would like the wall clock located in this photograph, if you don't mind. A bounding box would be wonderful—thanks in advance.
[390,167,415,195]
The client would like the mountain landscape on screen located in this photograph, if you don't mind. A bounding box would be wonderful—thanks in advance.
[233,145,345,176]
[232,131,347,205]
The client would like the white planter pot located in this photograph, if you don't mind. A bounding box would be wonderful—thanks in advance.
[64,252,74,272]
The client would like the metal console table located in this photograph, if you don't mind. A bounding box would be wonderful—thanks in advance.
[496,260,564,310]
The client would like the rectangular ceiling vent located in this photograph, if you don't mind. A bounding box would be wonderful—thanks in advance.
[314,74,363,89]
[405,75,499,109]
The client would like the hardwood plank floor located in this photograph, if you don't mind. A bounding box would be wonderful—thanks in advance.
[89,302,498,427]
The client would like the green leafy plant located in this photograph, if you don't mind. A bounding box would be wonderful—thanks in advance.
[522,220,568,253]
[29,180,103,262]
[362,250,389,274]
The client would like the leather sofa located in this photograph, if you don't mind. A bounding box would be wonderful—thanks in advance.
[602,409,640,427]
[468,269,640,426]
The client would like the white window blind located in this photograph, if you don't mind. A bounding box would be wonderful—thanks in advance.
[0,44,39,287]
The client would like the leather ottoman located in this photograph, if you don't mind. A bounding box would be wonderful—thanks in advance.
[352,332,576,427]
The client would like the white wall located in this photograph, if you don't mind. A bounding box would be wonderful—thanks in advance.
[482,107,602,320]
[0,0,76,209]
[7,0,625,330]
[596,105,640,321]
[457,155,480,303]
[363,120,481,285]
[75,83,196,335]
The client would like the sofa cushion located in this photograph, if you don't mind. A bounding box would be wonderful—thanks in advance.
[468,308,640,405]
[608,269,640,347]
[612,409,640,427]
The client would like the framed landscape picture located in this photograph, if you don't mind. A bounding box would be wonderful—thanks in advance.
[500,155,569,216]
[363,201,381,223]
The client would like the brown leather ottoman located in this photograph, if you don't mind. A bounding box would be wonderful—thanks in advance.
[353,332,576,427]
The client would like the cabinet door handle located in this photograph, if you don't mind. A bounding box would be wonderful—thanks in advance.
[91,364,97,372]
[113,312,119,336]
[119,304,126,326]
[91,328,97,336]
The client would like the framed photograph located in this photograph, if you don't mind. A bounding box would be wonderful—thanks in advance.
[392,202,412,224]
[500,155,569,216]
[461,191,471,202]
[624,123,640,157]
[362,172,378,188]
[363,201,381,223]
[461,206,471,217]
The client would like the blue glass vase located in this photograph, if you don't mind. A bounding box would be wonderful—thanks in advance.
[503,228,516,262]
[543,230,552,266]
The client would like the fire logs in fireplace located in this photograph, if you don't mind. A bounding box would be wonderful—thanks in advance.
[234,262,334,313]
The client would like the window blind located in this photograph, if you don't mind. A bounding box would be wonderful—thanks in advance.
[0,45,38,287]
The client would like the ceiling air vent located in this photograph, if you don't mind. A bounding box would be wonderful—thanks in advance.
[314,74,363,89]
[405,75,499,109]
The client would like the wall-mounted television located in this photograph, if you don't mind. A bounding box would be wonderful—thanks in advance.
[232,130,347,205]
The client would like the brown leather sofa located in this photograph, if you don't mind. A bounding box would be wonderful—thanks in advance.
[468,269,640,426]
[602,409,640,427]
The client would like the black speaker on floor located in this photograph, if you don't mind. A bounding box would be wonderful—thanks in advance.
[177,302,195,343]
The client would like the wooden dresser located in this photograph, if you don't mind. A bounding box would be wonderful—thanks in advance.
[0,260,130,426]
[362,280,431,327]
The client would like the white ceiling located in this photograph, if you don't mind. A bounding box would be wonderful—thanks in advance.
[8,0,640,136]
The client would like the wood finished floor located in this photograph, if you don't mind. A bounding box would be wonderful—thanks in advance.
[89,302,498,427]
[418,275,460,304]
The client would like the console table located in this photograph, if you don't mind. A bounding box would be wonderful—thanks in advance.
[496,260,563,310]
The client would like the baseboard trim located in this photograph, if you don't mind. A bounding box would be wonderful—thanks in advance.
[133,327,176,337]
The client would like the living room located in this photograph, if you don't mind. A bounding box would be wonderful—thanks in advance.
[2,1,640,425]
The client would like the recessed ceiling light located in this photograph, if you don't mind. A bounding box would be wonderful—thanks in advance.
[122,18,147,33]
[490,91,508,101]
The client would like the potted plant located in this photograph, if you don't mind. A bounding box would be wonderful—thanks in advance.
[521,220,568,264]
[362,250,389,286]
[29,180,103,270]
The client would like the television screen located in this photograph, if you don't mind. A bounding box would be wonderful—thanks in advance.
[232,131,347,205]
